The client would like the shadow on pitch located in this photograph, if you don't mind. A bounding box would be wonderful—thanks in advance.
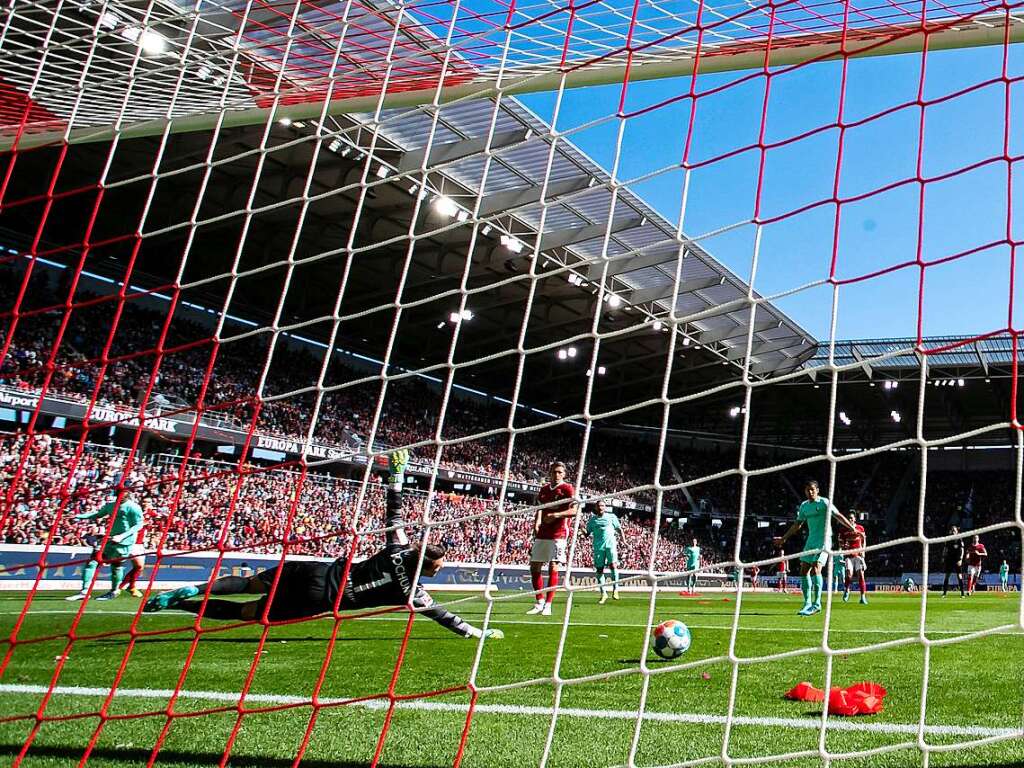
[93,635,446,645]
[0,744,444,767]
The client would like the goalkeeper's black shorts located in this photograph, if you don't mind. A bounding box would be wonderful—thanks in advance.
[254,561,333,621]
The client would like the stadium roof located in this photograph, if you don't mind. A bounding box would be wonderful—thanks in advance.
[1,0,816,376]
[807,335,1019,378]
[365,95,818,377]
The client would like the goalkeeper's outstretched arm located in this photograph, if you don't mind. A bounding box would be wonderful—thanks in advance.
[412,588,502,639]
[385,450,410,547]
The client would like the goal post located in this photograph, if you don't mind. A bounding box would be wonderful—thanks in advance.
[2,5,1023,150]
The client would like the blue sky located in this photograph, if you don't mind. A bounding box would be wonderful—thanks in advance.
[518,42,1023,342]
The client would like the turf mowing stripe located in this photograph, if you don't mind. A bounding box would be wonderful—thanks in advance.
[0,609,1018,636]
[0,684,1018,739]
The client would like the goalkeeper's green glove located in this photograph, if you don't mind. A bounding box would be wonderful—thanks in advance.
[388,449,410,485]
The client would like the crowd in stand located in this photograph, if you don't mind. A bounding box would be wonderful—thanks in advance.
[0,270,681,508]
[2,267,1020,579]
[0,433,699,570]
[2,431,1019,577]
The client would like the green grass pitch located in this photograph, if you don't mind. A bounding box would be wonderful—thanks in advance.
[0,589,1022,767]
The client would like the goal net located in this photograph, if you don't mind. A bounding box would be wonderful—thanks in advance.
[0,0,1022,764]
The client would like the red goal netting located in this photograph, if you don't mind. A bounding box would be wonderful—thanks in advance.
[0,0,1022,764]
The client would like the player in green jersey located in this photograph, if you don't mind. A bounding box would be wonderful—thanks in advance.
[999,560,1010,591]
[832,554,846,593]
[684,538,701,594]
[730,565,742,591]
[585,499,621,604]
[66,489,146,602]
[774,480,856,616]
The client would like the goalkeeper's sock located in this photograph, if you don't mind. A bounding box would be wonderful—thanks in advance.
[800,574,811,607]
[609,566,619,586]
[81,559,99,592]
[205,575,251,595]
[181,599,246,621]
[812,574,823,608]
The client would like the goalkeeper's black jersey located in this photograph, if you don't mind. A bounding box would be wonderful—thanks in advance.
[323,488,474,638]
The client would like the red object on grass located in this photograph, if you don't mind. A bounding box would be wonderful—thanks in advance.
[785,682,825,702]
[785,681,887,715]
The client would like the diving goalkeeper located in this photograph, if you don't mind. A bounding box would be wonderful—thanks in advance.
[145,451,503,640]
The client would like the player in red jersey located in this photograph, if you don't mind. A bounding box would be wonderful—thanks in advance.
[527,461,579,616]
[119,506,159,598]
[965,535,987,595]
[838,511,868,605]
[776,549,789,593]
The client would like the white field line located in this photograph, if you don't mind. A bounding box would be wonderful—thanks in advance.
[0,609,1018,637]
[0,684,1018,740]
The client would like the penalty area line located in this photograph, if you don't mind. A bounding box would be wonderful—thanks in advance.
[0,684,1018,740]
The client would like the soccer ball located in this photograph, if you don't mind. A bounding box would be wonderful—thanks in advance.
[652,620,691,659]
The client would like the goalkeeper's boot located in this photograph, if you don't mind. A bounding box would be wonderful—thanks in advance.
[797,603,815,616]
[859,594,868,605]
[612,587,620,600]
[842,589,850,603]
[598,592,608,605]
[807,604,822,615]
[145,585,200,613]
[388,449,410,486]
[96,590,121,601]
[64,590,88,602]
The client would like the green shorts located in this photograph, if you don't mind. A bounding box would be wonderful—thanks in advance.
[99,542,133,563]
[593,547,617,569]
[799,550,829,567]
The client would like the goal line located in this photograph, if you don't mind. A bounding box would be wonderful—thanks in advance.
[0,684,1017,741]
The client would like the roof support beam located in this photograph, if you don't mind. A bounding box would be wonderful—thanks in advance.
[850,344,874,379]
[587,245,685,280]
[477,176,592,216]
[975,342,989,376]
[725,335,807,361]
[628,276,723,305]
[397,129,530,172]
[697,318,777,344]
[537,216,644,252]
[749,353,807,376]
